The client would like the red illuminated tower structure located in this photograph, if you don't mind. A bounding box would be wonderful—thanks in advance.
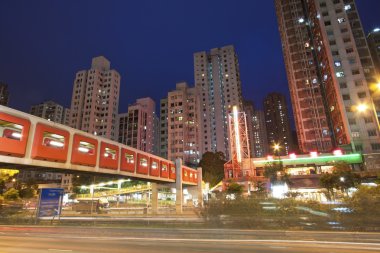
[224,106,256,192]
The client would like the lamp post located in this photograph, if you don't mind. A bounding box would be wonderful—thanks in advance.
[348,102,371,153]
[273,143,283,181]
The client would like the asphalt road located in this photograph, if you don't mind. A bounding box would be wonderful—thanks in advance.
[0,226,380,253]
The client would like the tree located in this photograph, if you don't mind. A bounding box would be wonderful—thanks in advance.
[198,151,226,188]
[225,181,244,195]
[320,173,337,200]
[263,161,289,185]
[3,188,19,200]
[347,185,380,215]
[19,187,36,199]
[0,169,19,194]
[319,162,361,199]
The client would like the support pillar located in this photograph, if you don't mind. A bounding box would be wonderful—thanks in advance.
[175,158,183,214]
[197,167,203,208]
[151,183,158,215]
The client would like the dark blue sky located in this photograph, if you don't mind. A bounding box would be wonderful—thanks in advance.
[0,1,379,115]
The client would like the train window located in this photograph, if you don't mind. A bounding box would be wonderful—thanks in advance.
[190,172,193,178]
[151,161,158,169]
[140,158,148,167]
[125,154,134,163]
[78,141,95,155]
[170,166,175,173]
[0,119,23,141]
[104,148,116,159]
[43,132,64,148]
[162,164,168,171]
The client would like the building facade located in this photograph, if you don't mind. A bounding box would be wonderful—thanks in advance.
[0,83,9,106]
[367,28,380,77]
[194,45,243,159]
[275,0,380,171]
[342,1,380,119]
[264,93,293,155]
[69,56,120,141]
[117,97,157,154]
[252,109,269,157]
[167,82,200,166]
[159,98,168,159]
[30,100,68,124]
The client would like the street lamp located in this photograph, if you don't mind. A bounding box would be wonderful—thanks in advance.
[273,143,281,153]
[356,103,368,113]
[272,143,283,177]
[376,82,380,91]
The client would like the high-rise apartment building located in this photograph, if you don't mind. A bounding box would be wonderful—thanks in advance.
[276,0,380,170]
[264,93,293,156]
[159,98,168,159]
[252,110,269,158]
[194,45,243,159]
[367,28,380,75]
[69,56,120,141]
[342,1,380,117]
[0,82,9,106]
[63,108,70,126]
[30,100,68,124]
[117,97,157,154]
[167,82,200,166]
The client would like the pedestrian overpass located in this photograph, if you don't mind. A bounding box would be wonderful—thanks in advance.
[0,105,202,213]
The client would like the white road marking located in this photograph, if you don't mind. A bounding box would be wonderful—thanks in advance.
[52,235,380,248]
[47,249,72,252]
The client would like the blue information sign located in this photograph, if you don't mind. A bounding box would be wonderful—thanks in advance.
[37,188,64,218]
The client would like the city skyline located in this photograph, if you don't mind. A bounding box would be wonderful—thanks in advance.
[1,1,379,119]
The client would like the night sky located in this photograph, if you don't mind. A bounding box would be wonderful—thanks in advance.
[1,1,379,119]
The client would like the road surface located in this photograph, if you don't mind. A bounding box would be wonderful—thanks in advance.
[0,226,379,252]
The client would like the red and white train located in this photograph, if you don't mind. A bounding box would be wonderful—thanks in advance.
[0,106,198,185]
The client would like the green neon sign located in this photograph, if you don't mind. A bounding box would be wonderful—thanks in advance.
[253,153,362,165]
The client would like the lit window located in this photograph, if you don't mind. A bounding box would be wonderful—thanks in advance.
[43,133,65,148]
[334,61,341,67]
[336,72,344,77]
[140,158,148,167]
[125,154,134,163]
[344,5,351,11]
[0,120,23,141]
[78,141,95,154]
[104,148,116,159]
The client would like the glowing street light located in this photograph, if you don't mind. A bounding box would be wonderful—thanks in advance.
[273,143,281,152]
[356,103,368,113]
[333,149,343,156]
[310,151,318,157]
